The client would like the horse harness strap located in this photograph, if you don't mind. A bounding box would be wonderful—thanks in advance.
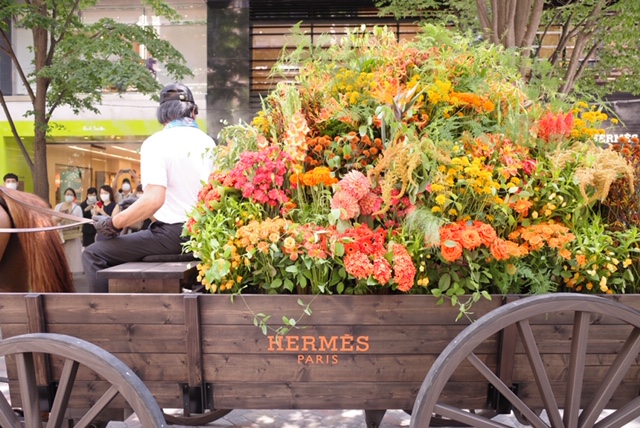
[0,188,93,233]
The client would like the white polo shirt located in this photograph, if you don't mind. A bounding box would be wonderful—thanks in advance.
[140,124,215,224]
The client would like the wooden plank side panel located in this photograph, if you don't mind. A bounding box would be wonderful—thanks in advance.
[201,324,498,354]
[515,382,640,409]
[210,381,489,410]
[512,354,640,383]
[198,294,504,326]
[0,294,30,324]
[203,353,498,383]
[38,294,187,324]
[9,380,183,409]
[5,353,189,383]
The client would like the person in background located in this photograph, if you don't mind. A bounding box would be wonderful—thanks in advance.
[83,82,215,292]
[54,188,83,273]
[113,169,139,204]
[80,187,98,247]
[93,185,116,242]
[3,173,18,190]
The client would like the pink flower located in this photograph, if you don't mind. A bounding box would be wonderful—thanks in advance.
[337,170,371,200]
[331,190,360,220]
[358,191,382,216]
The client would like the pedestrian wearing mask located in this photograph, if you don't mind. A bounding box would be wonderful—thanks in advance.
[54,188,83,273]
[80,187,98,247]
[115,178,133,204]
[3,173,18,190]
[93,185,116,242]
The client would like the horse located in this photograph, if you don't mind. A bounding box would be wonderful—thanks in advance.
[0,186,75,292]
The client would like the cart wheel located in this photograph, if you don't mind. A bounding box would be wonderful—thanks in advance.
[0,333,167,428]
[411,294,640,428]
[163,409,232,426]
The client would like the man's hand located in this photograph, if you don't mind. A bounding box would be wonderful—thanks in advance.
[92,215,122,238]
[119,196,138,211]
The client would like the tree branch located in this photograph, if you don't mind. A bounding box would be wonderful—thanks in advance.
[573,39,601,85]
[549,11,574,66]
[513,0,531,48]
[46,88,67,120]
[534,9,561,58]
[0,28,36,103]
[520,0,545,49]
[0,90,35,169]
[476,0,498,44]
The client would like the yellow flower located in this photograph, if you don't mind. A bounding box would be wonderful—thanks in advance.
[623,258,633,268]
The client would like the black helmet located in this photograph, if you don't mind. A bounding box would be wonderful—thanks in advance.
[159,83,195,105]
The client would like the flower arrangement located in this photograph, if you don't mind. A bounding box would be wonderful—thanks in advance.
[184,24,640,315]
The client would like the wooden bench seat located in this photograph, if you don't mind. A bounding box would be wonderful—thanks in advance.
[97,260,198,293]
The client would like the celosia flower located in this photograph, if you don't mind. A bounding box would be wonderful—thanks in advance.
[537,111,574,142]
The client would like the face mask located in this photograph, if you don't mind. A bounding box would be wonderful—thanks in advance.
[64,195,74,203]
[88,196,97,203]
[5,182,17,190]
[100,194,110,202]
[136,193,143,198]
[122,183,131,191]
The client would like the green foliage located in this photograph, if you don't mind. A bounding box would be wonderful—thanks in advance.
[374,0,640,97]
[0,0,191,198]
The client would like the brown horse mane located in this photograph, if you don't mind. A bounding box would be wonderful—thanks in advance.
[0,187,74,292]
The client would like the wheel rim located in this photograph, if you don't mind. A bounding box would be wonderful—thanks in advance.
[411,294,640,428]
[0,333,167,428]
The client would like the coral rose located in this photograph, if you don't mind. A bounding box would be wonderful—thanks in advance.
[441,240,463,262]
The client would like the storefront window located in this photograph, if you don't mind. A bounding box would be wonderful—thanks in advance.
[48,141,142,205]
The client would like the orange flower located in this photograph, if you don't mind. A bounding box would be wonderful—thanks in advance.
[490,238,510,261]
[472,221,497,247]
[511,199,533,217]
[441,240,463,262]
[460,228,482,250]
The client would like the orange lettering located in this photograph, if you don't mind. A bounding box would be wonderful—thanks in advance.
[301,336,317,351]
[340,334,354,351]
[318,335,338,351]
[286,336,300,351]
[332,355,339,364]
[268,335,283,351]
[297,354,304,363]
[356,336,370,352]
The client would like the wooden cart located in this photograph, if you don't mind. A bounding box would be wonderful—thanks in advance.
[1,292,639,427]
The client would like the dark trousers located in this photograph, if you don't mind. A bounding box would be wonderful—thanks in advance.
[82,222,185,293]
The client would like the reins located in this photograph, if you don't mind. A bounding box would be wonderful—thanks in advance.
[0,187,93,233]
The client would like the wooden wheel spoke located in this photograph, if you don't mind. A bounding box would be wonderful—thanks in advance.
[563,311,590,428]
[72,385,120,428]
[580,327,640,427]
[593,396,640,428]
[517,319,563,427]
[46,358,80,428]
[434,403,511,428]
[0,388,22,427]
[16,352,42,427]
[467,353,549,428]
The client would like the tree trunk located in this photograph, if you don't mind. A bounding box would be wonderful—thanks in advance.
[31,0,50,201]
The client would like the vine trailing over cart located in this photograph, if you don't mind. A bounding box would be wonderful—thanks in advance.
[183,24,640,321]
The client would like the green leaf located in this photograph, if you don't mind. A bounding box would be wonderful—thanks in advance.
[439,273,451,291]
